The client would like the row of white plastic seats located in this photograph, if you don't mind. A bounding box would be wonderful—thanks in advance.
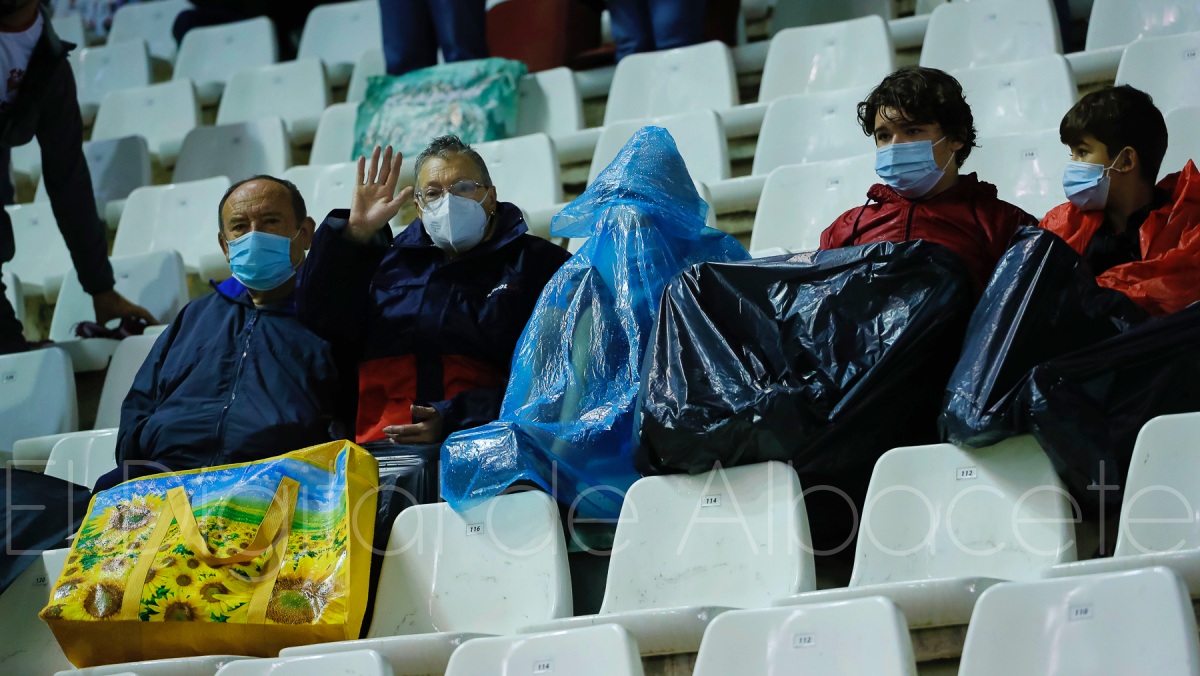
[14,411,1200,674]
[59,564,1200,676]
[7,333,156,474]
[81,0,1200,142]
[0,241,184,369]
[102,1,382,102]
[49,4,1186,198]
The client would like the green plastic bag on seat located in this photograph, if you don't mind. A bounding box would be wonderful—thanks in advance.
[353,58,528,160]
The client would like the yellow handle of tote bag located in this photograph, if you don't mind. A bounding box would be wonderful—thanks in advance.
[169,476,300,565]
[120,476,301,622]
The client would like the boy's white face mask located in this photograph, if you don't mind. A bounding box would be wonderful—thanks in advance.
[423,193,488,254]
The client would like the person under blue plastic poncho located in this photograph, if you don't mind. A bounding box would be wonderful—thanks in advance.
[440,127,749,527]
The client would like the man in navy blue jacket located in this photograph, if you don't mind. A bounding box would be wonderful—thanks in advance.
[98,175,340,490]
[297,138,569,448]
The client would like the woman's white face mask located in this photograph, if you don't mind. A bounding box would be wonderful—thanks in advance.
[423,193,488,254]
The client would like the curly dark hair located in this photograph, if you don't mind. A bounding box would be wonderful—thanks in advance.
[856,66,978,167]
[1060,85,1167,182]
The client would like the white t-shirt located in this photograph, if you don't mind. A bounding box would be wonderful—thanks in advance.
[0,12,43,111]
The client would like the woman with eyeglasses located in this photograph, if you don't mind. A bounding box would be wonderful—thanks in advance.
[296,136,570,457]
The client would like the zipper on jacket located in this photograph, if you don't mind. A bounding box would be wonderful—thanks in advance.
[211,311,259,465]
[904,203,917,242]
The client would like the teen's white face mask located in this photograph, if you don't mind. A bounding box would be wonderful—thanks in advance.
[423,193,488,254]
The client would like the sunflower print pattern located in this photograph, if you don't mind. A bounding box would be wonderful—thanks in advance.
[42,451,355,627]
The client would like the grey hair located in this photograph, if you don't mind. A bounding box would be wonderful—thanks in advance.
[413,135,492,186]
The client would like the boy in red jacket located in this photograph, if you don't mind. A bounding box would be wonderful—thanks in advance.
[1040,85,1200,317]
[820,67,1037,292]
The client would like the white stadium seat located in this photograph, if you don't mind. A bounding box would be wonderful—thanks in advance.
[44,430,118,488]
[282,164,329,219]
[953,55,1077,137]
[73,40,151,126]
[769,0,892,35]
[0,348,76,453]
[604,40,739,125]
[286,163,360,230]
[1115,30,1200,114]
[57,655,251,676]
[11,138,40,191]
[277,491,571,675]
[775,437,1077,632]
[475,133,564,213]
[91,79,201,168]
[694,597,918,676]
[959,568,1200,675]
[752,86,873,176]
[1086,0,1200,50]
[517,67,585,138]
[113,177,233,278]
[109,0,191,65]
[969,128,1071,219]
[297,0,383,87]
[36,136,153,224]
[173,118,292,184]
[1162,106,1200,180]
[921,0,1061,71]
[347,47,384,104]
[173,17,279,105]
[4,203,72,301]
[445,625,645,676]
[1046,413,1200,596]
[521,462,814,657]
[51,12,86,47]
[217,59,330,145]
[310,102,358,166]
[750,153,877,253]
[589,110,729,185]
[48,251,187,372]
[1,270,23,325]
[0,549,72,673]
[759,16,895,103]
[215,651,391,676]
[13,334,156,472]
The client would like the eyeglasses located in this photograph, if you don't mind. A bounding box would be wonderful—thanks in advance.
[415,179,489,207]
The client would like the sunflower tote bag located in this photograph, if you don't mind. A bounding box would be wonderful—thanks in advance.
[40,441,380,667]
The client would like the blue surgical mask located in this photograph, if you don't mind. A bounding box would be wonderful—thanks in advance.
[876,137,953,199]
[227,230,298,291]
[1062,155,1121,212]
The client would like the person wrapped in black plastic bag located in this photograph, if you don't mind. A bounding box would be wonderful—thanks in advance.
[637,241,974,550]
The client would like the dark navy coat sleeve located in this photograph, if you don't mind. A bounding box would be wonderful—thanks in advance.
[296,209,390,354]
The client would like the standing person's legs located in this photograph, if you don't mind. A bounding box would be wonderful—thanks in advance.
[379,0,440,76]
[426,0,488,64]
[648,0,708,51]
[607,0,656,60]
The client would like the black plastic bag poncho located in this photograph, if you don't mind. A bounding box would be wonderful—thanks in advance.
[940,227,1148,447]
[440,127,748,521]
[636,241,974,515]
[941,227,1200,513]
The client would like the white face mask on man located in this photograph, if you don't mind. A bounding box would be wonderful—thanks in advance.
[423,193,489,254]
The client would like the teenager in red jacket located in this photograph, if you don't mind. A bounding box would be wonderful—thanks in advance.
[820,67,1037,292]
[1040,85,1200,317]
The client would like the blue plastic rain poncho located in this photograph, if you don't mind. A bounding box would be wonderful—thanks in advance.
[440,127,749,520]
